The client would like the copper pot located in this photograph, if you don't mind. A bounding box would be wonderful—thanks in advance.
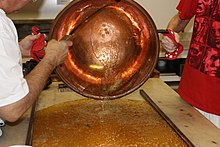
[48,0,159,99]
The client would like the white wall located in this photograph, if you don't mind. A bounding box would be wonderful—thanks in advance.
[135,0,179,29]
[8,0,193,32]
[8,0,68,20]
[135,0,193,32]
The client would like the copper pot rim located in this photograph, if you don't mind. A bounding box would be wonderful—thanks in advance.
[49,0,160,99]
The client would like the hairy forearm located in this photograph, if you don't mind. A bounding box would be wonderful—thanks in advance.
[25,59,55,98]
[167,13,191,33]
[0,36,71,122]
[0,58,56,122]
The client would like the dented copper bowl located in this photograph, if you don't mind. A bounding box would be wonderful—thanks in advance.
[48,0,159,99]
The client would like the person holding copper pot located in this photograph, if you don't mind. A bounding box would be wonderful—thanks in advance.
[161,0,220,128]
[0,0,72,135]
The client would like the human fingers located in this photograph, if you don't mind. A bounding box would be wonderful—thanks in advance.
[161,36,177,52]
[44,39,72,66]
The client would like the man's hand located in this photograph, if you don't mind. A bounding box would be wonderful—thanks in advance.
[161,30,180,52]
[161,30,183,60]
[44,39,73,67]
[19,34,41,57]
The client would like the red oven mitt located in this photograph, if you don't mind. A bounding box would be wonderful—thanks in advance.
[31,26,46,62]
[162,29,183,60]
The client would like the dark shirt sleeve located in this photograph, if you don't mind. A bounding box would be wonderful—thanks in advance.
[177,0,198,19]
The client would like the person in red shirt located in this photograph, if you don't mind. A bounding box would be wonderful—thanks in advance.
[202,47,220,77]
[162,0,220,128]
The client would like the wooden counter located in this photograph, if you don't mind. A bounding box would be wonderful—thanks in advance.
[1,78,220,147]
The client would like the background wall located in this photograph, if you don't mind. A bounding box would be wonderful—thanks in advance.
[8,0,193,32]
[136,0,179,29]
[9,0,193,55]
[136,0,194,32]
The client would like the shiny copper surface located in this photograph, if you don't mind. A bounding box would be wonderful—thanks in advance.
[48,0,159,99]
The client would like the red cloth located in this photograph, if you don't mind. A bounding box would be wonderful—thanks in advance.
[31,26,45,62]
[163,29,184,60]
[177,0,220,115]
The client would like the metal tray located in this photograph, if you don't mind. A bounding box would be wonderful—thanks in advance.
[25,90,194,146]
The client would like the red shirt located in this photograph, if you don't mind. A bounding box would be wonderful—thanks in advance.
[177,0,198,19]
[177,0,220,115]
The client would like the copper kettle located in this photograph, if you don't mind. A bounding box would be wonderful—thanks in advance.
[48,0,159,99]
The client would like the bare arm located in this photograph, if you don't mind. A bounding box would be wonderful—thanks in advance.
[0,39,72,122]
[167,13,191,33]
